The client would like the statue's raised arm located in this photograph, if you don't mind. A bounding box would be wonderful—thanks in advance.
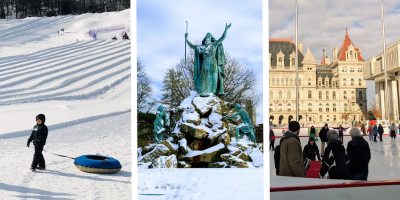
[217,23,231,44]
[185,33,195,49]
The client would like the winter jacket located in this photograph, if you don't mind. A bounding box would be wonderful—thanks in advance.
[303,143,321,161]
[320,140,350,179]
[310,127,316,135]
[279,131,306,177]
[274,138,284,175]
[319,128,329,142]
[334,127,348,136]
[27,124,48,146]
[378,126,384,134]
[347,137,371,174]
[373,126,379,135]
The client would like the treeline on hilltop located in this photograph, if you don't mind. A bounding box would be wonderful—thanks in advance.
[0,0,130,19]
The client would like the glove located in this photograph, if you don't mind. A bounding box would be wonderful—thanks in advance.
[27,141,30,148]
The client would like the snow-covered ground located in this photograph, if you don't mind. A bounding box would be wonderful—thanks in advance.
[139,168,263,200]
[1,112,131,199]
[0,9,131,199]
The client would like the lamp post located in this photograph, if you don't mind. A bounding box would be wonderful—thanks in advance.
[295,0,299,121]
[381,0,389,122]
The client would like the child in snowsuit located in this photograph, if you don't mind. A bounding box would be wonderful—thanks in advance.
[27,114,48,171]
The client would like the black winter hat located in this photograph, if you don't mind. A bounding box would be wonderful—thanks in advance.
[36,114,46,124]
[288,121,300,132]
[309,137,315,142]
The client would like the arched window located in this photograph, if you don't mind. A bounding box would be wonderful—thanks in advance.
[351,91,355,99]
[308,91,312,99]
[343,78,347,86]
[344,91,347,99]
[344,103,348,111]
[333,104,337,112]
[332,91,336,99]
[287,91,291,99]
[278,103,283,111]
[358,79,362,86]
[326,103,329,112]
[292,58,295,66]
[359,91,363,100]
[278,91,282,99]
[278,58,283,67]
[308,103,312,112]
[287,103,292,112]
[351,78,354,86]
[319,91,322,99]
[333,115,337,121]
[308,78,312,86]
[319,103,323,112]
[326,91,329,100]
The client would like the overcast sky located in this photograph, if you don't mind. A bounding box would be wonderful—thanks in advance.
[138,0,263,123]
[270,0,400,108]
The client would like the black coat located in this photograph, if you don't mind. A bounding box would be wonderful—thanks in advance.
[310,127,316,135]
[320,141,350,179]
[347,137,371,174]
[378,126,384,134]
[27,124,48,146]
[319,128,329,142]
[303,143,321,161]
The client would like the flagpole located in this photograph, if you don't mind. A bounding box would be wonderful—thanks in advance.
[381,0,389,122]
[295,0,299,121]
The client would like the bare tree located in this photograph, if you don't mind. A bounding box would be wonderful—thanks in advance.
[161,51,259,109]
[137,60,154,112]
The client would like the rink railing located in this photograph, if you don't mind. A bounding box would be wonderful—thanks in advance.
[270,180,400,192]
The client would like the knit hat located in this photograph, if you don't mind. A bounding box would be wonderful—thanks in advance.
[309,137,315,142]
[349,127,361,138]
[288,121,301,133]
[36,114,46,124]
[327,129,338,141]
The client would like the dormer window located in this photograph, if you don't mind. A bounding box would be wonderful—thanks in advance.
[278,58,283,67]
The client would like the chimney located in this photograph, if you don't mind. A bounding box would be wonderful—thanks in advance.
[298,41,303,54]
[333,47,338,61]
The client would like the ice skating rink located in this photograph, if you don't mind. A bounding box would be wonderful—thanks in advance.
[270,134,400,180]
[270,133,400,200]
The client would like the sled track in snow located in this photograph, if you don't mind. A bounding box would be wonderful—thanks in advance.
[0,39,131,106]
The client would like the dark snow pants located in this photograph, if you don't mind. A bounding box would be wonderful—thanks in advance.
[31,144,45,169]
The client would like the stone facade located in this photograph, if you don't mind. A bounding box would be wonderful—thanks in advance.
[269,31,367,126]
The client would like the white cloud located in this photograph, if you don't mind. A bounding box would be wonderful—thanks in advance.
[138,0,263,123]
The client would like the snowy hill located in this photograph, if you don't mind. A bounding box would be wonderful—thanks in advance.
[0,10,131,199]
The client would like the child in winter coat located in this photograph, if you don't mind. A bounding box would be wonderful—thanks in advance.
[27,114,48,171]
[303,137,321,161]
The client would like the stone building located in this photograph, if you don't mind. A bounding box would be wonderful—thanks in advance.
[364,40,400,121]
[269,30,367,126]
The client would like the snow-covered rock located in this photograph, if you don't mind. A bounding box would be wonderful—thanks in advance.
[180,123,209,139]
[192,95,220,115]
[184,143,225,164]
[161,140,179,154]
[139,144,170,163]
[178,138,189,154]
[152,155,178,168]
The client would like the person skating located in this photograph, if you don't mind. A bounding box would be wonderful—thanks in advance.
[319,130,350,180]
[378,124,384,142]
[319,123,329,155]
[303,137,322,161]
[347,128,371,181]
[309,125,317,141]
[279,121,306,177]
[270,129,276,150]
[361,124,366,136]
[333,124,349,142]
[27,114,48,171]
[389,123,397,141]
[367,124,373,142]
[373,124,379,142]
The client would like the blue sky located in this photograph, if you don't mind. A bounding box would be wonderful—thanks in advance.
[270,0,400,108]
[138,0,263,123]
